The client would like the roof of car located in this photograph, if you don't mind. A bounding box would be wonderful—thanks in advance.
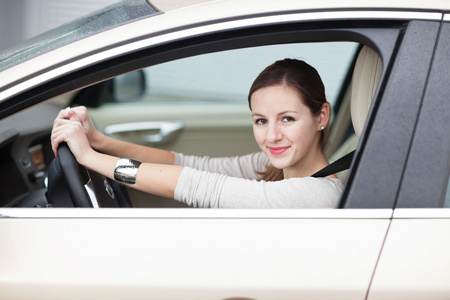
[150,0,450,12]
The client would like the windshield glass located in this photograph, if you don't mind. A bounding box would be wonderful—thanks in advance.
[0,0,159,72]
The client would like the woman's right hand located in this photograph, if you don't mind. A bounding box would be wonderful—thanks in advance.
[51,116,94,164]
[53,106,101,147]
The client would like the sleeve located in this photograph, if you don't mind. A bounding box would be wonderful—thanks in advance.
[174,167,343,208]
[173,152,270,180]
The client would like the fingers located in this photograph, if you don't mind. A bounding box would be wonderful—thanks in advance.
[51,119,83,157]
[54,106,87,122]
[54,108,70,124]
[51,132,63,157]
[69,110,81,122]
[51,120,70,156]
[68,106,88,118]
[51,106,90,157]
[51,120,92,164]
[51,130,63,157]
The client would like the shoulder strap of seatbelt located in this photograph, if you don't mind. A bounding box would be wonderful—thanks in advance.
[311,150,355,178]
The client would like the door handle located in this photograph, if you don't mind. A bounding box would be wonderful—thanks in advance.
[104,121,184,145]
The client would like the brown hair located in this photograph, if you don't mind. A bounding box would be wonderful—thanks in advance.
[248,59,329,181]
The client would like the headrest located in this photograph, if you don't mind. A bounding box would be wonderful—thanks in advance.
[351,46,383,138]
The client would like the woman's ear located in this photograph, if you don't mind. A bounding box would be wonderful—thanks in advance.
[318,102,331,129]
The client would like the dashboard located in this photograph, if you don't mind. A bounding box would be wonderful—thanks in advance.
[0,103,60,207]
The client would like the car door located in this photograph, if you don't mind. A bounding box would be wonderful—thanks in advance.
[0,208,392,300]
[368,17,450,299]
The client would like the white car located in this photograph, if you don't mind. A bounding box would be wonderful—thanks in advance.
[1,0,450,299]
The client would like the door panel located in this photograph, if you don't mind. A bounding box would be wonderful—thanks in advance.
[369,19,450,299]
[368,210,450,299]
[0,208,391,300]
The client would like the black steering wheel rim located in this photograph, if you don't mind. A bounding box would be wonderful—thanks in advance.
[57,142,93,207]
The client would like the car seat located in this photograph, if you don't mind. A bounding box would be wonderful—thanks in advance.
[329,45,383,181]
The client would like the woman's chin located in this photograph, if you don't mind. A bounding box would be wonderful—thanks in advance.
[268,158,289,170]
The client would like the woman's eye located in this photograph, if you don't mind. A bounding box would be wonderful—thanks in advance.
[255,119,266,125]
[282,116,295,123]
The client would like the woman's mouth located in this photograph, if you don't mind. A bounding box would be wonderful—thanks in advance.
[269,147,290,155]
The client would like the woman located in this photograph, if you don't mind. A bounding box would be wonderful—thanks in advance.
[51,59,343,208]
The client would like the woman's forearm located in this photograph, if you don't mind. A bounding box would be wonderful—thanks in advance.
[82,149,182,198]
[90,131,175,165]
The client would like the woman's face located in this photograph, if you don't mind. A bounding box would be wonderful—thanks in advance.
[251,84,322,176]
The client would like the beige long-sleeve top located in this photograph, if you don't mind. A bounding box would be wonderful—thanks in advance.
[173,152,343,208]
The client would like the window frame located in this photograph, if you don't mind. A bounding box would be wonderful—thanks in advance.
[342,20,442,209]
[395,19,450,209]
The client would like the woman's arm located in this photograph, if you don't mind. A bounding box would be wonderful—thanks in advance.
[83,151,182,198]
[52,106,175,164]
[174,152,269,179]
[89,132,175,165]
[51,116,182,198]
[175,167,342,208]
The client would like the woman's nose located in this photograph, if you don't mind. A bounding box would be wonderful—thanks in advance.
[266,124,283,143]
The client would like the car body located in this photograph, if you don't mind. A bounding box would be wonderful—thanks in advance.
[1,0,450,299]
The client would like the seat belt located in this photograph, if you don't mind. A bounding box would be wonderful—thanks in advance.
[311,150,355,178]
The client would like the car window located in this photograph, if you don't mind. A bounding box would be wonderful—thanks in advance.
[111,42,358,108]
[84,41,359,208]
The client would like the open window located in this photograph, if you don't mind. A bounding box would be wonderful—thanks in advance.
[66,41,361,207]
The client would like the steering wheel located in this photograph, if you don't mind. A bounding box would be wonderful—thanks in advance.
[56,142,93,207]
[47,142,131,208]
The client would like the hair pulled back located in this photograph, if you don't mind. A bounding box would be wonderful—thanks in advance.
[248,59,329,181]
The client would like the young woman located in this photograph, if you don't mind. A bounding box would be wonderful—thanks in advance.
[51,59,343,208]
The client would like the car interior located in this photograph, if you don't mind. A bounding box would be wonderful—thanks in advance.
[0,42,382,208]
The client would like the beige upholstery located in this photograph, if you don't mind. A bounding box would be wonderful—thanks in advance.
[351,45,383,138]
[330,45,382,182]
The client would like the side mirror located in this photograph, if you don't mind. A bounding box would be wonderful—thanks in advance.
[71,70,146,107]
[112,70,146,102]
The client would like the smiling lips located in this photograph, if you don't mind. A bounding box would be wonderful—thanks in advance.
[269,147,290,155]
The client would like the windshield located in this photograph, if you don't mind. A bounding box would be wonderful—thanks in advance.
[0,0,160,72]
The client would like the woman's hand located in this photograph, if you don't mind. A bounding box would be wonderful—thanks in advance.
[53,106,101,147]
[51,116,94,165]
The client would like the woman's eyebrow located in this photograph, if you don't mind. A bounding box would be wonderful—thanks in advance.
[252,110,299,117]
[252,112,265,117]
[278,110,299,115]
